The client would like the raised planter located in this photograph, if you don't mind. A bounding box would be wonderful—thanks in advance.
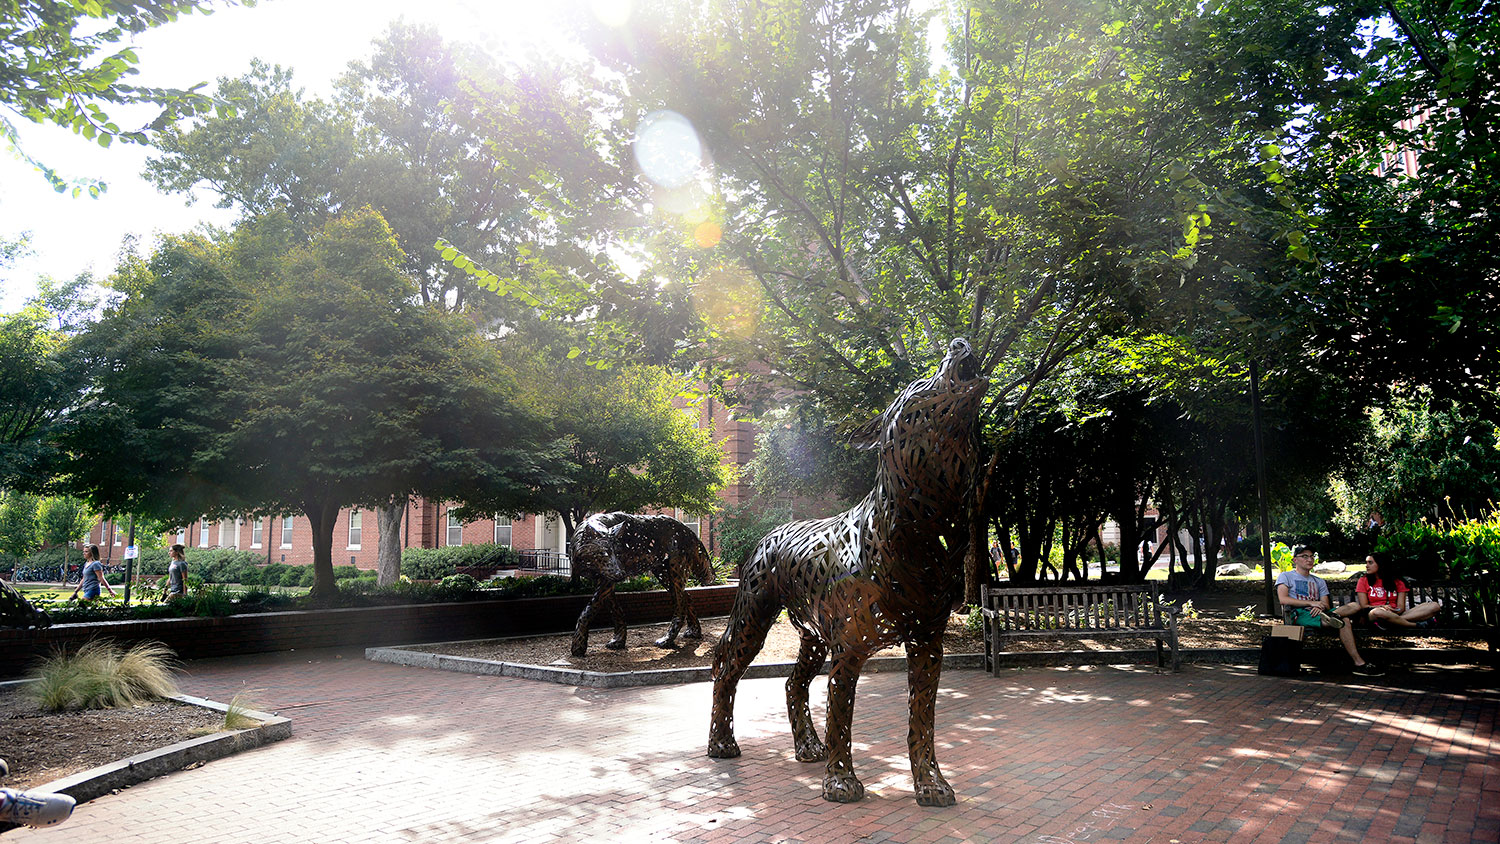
[0,584,738,679]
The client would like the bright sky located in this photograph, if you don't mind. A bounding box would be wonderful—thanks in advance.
[0,0,595,311]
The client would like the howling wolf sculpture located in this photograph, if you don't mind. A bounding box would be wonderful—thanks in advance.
[707,337,988,806]
[569,513,717,657]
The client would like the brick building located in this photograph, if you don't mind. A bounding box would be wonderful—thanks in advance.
[89,393,759,573]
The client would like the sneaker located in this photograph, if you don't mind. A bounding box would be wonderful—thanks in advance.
[1352,663,1385,677]
[0,788,76,828]
[1320,612,1345,629]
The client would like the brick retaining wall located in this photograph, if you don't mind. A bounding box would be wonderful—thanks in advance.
[0,584,738,679]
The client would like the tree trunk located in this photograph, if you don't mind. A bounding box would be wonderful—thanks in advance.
[376,499,405,586]
[304,499,341,601]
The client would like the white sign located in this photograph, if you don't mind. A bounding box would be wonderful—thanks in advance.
[123,545,139,559]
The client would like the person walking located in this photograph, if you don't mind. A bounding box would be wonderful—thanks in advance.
[165,544,188,599]
[68,545,115,603]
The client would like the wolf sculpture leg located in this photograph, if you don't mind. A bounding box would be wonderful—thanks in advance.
[707,590,780,759]
[569,582,618,657]
[821,651,869,802]
[787,629,829,762]
[906,637,955,806]
[654,567,702,648]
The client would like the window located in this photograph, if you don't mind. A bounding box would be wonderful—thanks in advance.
[677,509,701,537]
[348,510,362,549]
[219,518,236,548]
[251,518,264,548]
[446,510,464,547]
[199,518,211,547]
[113,522,122,546]
[175,526,186,546]
[280,516,294,548]
[494,516,512,548]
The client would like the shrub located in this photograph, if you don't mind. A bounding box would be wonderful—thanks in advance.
[183,549,265,584]
[29,640,180,711]
[716,502,791,572]
[401,543,520,580]
[281,566,306,587]
[1375,513,1500,585]
[438,573,478,591]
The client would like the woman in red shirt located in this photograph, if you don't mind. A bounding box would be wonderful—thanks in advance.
[1338,552,1442,629]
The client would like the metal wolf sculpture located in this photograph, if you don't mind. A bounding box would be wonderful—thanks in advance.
[707,337,988,806]
[570,513,717,657]
[1,580,51,630]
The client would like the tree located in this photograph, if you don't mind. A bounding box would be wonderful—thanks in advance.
[0,296,92,491]
[0,491,41,558]
[145,24,621,318]
[1143,0,1500,414]
[1331,390,1500,526]
[37,494,93,569]
[1,1,244,194]
[484,330,731,543]
[62,208,560,598]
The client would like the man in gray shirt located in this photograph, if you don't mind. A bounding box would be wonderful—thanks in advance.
[1276,545,1382,676]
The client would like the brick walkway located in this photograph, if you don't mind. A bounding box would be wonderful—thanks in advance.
[10,649,1497,843]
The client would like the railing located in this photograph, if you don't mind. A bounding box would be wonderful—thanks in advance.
[454,550,571,581]
[517,549,569,574]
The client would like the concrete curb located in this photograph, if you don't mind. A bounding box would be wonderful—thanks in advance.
[1,693,291,832]
[365,643,1259,687]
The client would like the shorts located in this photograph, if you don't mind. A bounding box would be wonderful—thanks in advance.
[1289,608,1337,627]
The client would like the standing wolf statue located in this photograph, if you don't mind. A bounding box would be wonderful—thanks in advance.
[570,513,717,657]
[708,338,988,807]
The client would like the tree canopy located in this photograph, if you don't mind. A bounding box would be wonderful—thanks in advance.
[61,207,560,597]
[1,0,244,194]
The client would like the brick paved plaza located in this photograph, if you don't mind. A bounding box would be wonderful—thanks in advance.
[11,649,1497,843]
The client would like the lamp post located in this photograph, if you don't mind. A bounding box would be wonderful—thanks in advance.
[1250,360,1274,615]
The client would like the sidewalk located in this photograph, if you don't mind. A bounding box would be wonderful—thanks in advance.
[11,648,1497,843]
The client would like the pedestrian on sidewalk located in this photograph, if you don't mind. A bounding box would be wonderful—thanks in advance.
[166,544,188,599]
[69,545,114,603]
[1276,545,1382,676]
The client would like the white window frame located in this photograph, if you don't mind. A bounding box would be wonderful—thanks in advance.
[175,526,187,546]
[445,509,464,547]
[113,522,122,546]
[199,517,211,547]
[251,517,264,549]
[677,509,701,537]
[219,518,236,549]
[347,510,362,550]
[493,516,512,548]
[280,516,294,549]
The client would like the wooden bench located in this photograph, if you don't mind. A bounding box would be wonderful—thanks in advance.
[981,583,1181,674]
[1277,580,1498,663]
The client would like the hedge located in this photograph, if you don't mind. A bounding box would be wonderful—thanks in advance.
[401,543,520,580]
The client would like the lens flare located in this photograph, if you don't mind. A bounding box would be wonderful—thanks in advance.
[634,111,703,189]
[694,221,722,248]
[692,265,761,340]
[590,0,632,27]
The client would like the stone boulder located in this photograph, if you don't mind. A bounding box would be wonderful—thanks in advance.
[1312,561,1347,574]
[1216,563,1254,577]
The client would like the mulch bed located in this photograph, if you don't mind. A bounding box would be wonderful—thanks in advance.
[0,686,223,791]
[405,614,1275,673]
